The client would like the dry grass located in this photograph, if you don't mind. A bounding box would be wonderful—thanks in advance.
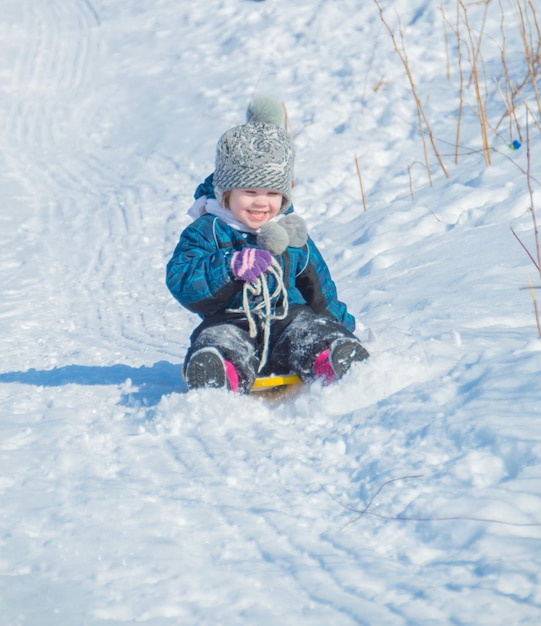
[370,0,541,333]
[372,0,449,184]
[373,0,541,173]
[354,154,367,212]
[527,273,541,336]
[458,0,492,165]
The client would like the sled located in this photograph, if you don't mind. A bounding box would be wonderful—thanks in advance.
[182,367,302,394]
[251,373,302,391]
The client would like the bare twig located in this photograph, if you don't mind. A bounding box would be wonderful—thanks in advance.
[517,0,541,120]
[440,0,451,81]
[527,273,541,336]
[325,475,541,528]
[497,0,522,143]
[459,0,492,165]
[496,0,541,132]
[372,0,449,180]
[525,114,541,276]
[510,224,540,271]
[408,164,415,200]
[354,154,367,212]
[455,3,465,164]
[362,27,382,105]
[407,161,435,200]
[513,88,541,134]
[511,112,541,336]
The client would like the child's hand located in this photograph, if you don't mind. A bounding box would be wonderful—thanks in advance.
[231,248,273,282]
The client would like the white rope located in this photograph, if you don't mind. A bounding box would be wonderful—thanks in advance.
[228,258,289,372]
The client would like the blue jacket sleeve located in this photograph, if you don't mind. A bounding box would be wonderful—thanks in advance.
[295,237,356,332]
[166,217,242,317]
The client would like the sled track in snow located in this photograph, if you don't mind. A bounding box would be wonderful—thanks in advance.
[1,0,180,365]
[4,0,104,196]
[151,407,404,624]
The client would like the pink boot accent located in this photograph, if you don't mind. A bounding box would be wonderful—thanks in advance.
[313,349,335,385]
[224,359,239,393]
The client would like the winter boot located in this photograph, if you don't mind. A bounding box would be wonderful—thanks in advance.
[313,349,334,384]
[185,347,239,392]
[314,339,369,384]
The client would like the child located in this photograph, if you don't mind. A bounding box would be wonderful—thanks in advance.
[166,97,369,393]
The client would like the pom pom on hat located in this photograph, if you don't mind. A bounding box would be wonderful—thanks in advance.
[246,97,285,126]
[257,222,290,255]
[257,215,308,255]
[279,214,307,248]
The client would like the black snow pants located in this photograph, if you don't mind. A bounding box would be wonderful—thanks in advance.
[184,304,361,393]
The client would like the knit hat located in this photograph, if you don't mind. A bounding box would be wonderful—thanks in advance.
[213,97,295,211]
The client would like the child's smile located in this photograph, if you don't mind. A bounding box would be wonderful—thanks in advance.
[228,188,282,229]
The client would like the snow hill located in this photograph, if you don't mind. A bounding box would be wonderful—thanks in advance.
[1,0,540,624]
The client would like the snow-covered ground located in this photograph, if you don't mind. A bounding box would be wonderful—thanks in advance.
[1,0,541,623]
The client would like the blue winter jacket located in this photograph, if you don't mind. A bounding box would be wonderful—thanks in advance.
[166,192,355,333]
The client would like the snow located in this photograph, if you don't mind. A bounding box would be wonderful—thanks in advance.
[1,0,541,623]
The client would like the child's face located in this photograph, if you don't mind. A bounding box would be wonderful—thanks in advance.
[228,188,282,230]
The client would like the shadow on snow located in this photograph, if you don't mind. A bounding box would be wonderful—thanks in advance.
[0,361,186,407]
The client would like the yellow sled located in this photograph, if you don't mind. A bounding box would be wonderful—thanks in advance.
[251,373,302,392]
[183,368,302,393]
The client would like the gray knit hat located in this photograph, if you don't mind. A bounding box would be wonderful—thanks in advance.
[213,98,295,211]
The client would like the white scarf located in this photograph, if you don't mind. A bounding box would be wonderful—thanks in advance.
[187,195,260,235]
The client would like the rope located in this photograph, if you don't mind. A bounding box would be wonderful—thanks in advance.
[228,258,289,372]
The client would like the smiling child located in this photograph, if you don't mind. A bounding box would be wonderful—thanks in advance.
[166,97,368,393]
